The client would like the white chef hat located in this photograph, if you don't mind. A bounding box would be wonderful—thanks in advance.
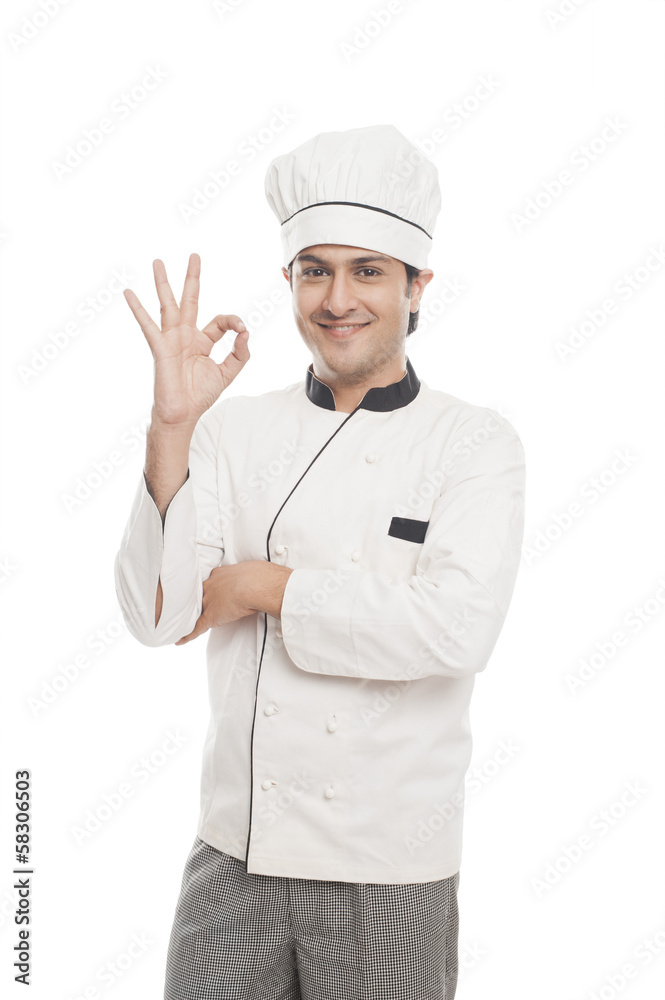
[264,124,441,271]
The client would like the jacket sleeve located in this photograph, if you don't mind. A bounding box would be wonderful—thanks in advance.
[113,398,230,647]
[279,408,526,682]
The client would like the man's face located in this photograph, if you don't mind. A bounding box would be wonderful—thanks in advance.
[282,244,431,383]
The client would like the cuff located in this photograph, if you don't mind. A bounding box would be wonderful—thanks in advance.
[279,567,360,677]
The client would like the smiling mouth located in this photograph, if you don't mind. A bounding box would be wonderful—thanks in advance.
[316,322,371,334]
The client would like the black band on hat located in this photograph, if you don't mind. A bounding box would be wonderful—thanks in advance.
[281,201,433,239]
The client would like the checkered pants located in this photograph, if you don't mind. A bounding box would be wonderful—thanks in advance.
[163,835,460,999]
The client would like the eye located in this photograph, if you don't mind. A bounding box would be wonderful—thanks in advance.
[300,267,382,278]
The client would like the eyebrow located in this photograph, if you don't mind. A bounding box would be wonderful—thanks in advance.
[295,253,393,267]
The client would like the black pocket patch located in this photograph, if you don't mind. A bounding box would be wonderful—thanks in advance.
[388,516,429,543]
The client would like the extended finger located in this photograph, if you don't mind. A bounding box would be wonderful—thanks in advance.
[153,258,180,330]
[179,252,200,329]
[122,288,161,348]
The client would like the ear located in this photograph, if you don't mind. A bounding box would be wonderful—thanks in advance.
[282,266,290,284]
[410,269,434,310]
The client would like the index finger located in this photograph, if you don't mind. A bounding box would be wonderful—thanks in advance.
[123,288,160,348]
[174,616,208,645]
[179,252,201,329]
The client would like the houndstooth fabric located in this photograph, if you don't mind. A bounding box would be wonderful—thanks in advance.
[164,835,460,1000]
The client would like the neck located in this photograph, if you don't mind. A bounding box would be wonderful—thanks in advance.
[311,355,407,413]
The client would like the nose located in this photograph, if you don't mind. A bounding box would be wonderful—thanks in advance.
[321,271,361,319]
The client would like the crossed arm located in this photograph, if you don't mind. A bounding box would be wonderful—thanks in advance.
[174,561,294,645]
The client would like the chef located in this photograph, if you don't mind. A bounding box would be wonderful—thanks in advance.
[115,123,526,1000]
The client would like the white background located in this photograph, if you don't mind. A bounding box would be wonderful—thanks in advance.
[1,0,664,997]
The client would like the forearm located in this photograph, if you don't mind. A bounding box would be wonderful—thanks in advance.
[245,562,294,619]
[144,409,197,519]
[142,413,198,627]
[116,406,223,638]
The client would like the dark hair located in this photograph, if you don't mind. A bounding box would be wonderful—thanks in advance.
[404,262,420,336]
[286,259,421,336]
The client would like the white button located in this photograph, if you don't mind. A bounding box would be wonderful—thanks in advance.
[327,721,338,733]
[351,550,361,561]
[275,628,283,638]
[274,544,285,555]
[365,453,377,463]
[264,704,278,716]
[324,786,335,799]
[261,779,272,790]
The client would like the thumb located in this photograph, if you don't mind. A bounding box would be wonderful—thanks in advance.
[218,328,250,377]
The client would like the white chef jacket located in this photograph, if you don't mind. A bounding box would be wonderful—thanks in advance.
[114,356,525,884]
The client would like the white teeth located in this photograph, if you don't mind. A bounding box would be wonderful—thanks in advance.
[324,324,365,331]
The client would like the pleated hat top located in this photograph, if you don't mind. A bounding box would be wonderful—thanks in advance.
[264,124,441,270]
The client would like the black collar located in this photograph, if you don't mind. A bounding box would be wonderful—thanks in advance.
[305,357,420,412]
